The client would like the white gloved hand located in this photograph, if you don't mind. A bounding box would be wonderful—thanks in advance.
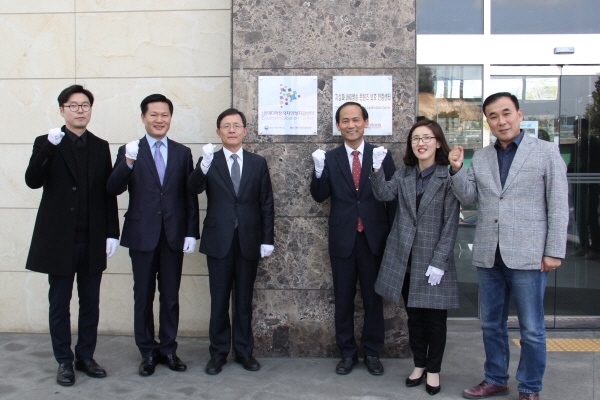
[47,128,65,146]
[312,149,326,174]
[125,140,140,160]
[372,146,388,169]
[260,244,274,258]
[201,143,216,168]
[106,238,119,258]
[183,237,197,253]
[425,265,445,286]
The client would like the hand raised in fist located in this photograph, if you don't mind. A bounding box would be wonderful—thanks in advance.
[448,146,464,172]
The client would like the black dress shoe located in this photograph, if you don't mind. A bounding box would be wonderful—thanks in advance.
[406,369,427,387]
[57,362,75,386]
[335,358,358,375]
[364,356,384,376]
[74,358,107,378]
[205,358,227,375]
[234,355,260,371]
[158,354,187,371]
[426,383,441,395]
[139,357,159,377]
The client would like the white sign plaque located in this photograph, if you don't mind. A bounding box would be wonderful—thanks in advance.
[258,76,318,135]
[332,76,393,136]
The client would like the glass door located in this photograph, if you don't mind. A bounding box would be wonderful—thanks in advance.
[489,66,600,328]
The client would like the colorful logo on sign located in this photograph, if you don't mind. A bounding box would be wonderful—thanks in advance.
[279,84,301,108]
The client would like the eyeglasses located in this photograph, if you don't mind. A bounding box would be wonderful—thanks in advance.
[411,136,436,144]
[63,103,92,112]
[220,124,245,131]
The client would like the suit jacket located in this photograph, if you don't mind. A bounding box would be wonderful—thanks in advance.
[372,165,460,309]
[188,148,274,260]
[107,136,199,252]
[310,142,396,258]
[450,134,569,269]
[25,128,120,276]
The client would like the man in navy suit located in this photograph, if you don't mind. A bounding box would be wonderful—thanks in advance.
[188,108,274,375]
[107,94,199,376]
[310,102,396,376]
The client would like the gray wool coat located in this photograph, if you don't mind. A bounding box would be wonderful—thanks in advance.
[371,164,460,310]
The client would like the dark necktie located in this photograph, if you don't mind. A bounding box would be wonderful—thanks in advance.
[351,150,364,232]
[154,141,165,185]
[231,154,240,195]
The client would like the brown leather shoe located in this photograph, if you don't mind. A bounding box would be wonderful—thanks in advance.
[463,380,509,399]
[518,393,539,400]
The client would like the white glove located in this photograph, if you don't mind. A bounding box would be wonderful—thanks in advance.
[425,265,444,286]
[47,128,64,146]
[372,146,387,169]
[201,143,216,168]
[106,238,119,258]
[183,237,197,253]
[260,244,274,258]
[125,140,140,160]
[312,149,326,175]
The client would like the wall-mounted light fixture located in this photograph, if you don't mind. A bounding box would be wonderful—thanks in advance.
[554,47,575,54]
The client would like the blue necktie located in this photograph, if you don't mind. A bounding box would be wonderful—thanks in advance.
[154,141,165,185]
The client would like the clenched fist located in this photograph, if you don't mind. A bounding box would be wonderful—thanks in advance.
[448,146,464,172]
[125,140,140,164]
[47,128,64,146]
[372,146,387,169]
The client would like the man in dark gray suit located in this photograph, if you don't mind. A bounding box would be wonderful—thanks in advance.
[107,94,199,377]
[449,92,568,400]
[188,108,274,375]
[25,84,120,386]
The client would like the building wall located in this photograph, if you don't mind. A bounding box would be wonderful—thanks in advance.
[0,0,231,336]
[232,0,415,357]
[0,0,416,358]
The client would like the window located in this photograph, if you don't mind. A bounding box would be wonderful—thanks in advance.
[417,0,483,34]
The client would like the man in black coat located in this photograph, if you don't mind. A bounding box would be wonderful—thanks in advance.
[310,102,396,376]
[188,108,274,375]
[107,94,199,377]
[25,85,120,386]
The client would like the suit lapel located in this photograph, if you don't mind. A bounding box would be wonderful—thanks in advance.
[483,144,503,192]
[416,165,445,220]
[213,150,237,198]
[502,135,535,193]
[139,137,162,187]
[334,146,356,194]
[358,143,373,197]
[402,166,418,222]
[56,130,78,183]
[237,150,255,198]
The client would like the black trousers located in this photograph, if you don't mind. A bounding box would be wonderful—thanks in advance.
[207,229,258,359]
[401,273,447,373]
[48,243,102,364]
[129,227,184,358]
[330,231,384,359]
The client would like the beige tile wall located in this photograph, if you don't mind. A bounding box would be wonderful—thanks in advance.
[0,1,231,337]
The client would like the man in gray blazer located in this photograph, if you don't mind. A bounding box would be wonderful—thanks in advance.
[449,92,568,400]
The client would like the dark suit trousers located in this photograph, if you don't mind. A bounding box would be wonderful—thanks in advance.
[401,273,447,373]
[207,229,258,360]
[330,231,384,359]
[129,227,184,358]
[48,243,102,364]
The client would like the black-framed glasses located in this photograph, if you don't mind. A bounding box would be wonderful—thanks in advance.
[220,124,245,131]
[411,136,435,144]
[63,103,92,112]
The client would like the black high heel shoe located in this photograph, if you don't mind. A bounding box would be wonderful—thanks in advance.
[425,374,441,396]
[405,369,426,387]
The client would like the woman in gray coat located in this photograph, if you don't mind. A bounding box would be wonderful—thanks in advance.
[371,119,460,396]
